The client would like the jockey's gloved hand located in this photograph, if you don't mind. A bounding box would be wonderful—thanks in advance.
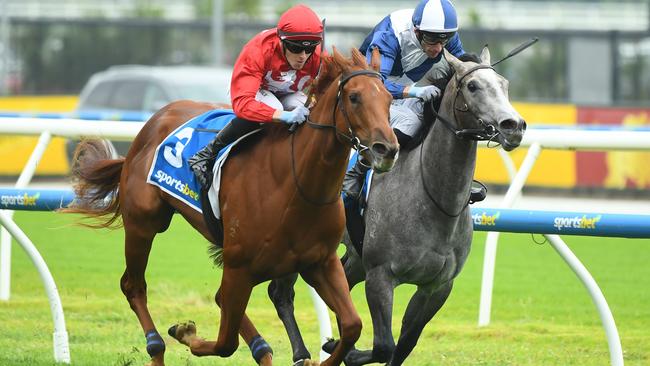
[407,85,441,102]
[278,105,310,124]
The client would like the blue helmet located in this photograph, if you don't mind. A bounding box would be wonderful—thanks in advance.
[412,0,459,33]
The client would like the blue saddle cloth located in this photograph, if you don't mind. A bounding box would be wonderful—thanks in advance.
[146,109,237,213]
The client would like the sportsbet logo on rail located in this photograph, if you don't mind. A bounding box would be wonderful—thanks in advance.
[553,215,602,231]
[1,192,39,208]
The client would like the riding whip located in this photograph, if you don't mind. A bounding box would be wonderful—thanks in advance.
[491,37,539,66]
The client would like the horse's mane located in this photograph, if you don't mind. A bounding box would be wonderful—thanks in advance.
[406,76,450,150]
[308,47,373,102]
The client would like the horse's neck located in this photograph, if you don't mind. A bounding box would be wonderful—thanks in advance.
[291,128,348,203]
[421,98,477,211]
[290,89,349,203]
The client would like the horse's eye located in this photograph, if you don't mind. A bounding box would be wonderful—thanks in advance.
[467,81,478,92]
[349,93,361,104]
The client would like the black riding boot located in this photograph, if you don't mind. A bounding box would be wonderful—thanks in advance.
[469,180,488,203]
[189,117,259,188]
[342,158,371,201]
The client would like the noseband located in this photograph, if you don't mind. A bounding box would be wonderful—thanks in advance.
[431,64,500,142]
[291,69,383,206]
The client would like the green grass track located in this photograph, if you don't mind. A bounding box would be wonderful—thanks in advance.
[1,211,648,365]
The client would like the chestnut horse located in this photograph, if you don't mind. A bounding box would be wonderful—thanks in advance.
[272,47,527,366]
[64,47,398,366]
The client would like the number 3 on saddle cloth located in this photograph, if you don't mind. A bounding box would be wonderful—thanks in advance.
[146,109,261,242]
[342,152,374,257]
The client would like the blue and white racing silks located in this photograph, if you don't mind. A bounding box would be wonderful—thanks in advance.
[359,7,464,98]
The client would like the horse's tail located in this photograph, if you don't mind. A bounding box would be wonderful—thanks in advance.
[62,139,124,229]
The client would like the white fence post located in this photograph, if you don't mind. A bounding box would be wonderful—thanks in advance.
[478,142,542,326]
[1,131,52,301]
[545,234,624,366]
[0,210,70,363]
[309,286,333,361]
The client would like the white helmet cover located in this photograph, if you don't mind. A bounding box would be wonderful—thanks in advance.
[412,0,459,33]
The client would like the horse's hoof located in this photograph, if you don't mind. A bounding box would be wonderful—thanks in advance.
[167,324,177,338]
[294,358,323,366]
[322,338,339,354]
[167,320,196,341]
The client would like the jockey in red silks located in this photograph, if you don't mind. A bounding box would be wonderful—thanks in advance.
[189,4,324,188]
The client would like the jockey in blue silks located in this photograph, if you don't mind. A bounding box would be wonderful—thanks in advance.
[343,0,471,201]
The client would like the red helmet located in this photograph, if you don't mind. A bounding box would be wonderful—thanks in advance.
[277,4,323,42]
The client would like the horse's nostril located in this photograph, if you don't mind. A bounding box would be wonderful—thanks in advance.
[389,146,399,159]
[499,119,518,132]
[522,119,527,131]
[371,142,389,157]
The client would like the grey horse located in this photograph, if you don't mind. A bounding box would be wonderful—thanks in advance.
[268,47,527,366]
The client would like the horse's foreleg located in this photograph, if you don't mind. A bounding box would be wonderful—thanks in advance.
[389,282,452,366]
[344,265,398,366]
[121,228,165,365]
[169,267,253,358]
[215,287,274,365]
[268,274,312,363]
[301,254,362,366]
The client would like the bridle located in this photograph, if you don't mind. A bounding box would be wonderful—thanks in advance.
[300,69,384,151]
[420,63,502,217]
[290,69,384,206]
[431,64,500,142]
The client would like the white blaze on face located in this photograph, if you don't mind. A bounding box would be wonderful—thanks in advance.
[471,69,518,122]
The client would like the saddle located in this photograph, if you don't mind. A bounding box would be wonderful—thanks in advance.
[146,108,260,247]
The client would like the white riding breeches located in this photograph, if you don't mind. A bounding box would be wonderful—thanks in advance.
[389,98,425,137]
[256,89,307,111]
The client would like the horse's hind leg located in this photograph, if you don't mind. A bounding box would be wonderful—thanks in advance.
[268,274,312,364]
[301,254,362,366]
[121,214,172,366]
[388,282,452,366]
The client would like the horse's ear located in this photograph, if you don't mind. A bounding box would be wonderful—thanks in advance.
[443,49,464,73]
[331,46,350,73]
[370,48,381,72]
[350,48,366,68]
[479,46,491,65]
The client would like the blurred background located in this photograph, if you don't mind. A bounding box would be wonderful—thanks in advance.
[0,0,648,196]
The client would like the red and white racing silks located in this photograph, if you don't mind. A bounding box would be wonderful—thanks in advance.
[230,5,323,122]
[230,14,323,123]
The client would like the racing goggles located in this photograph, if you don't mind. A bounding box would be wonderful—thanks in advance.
[283,39,320,54]
[419,31,455,46]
